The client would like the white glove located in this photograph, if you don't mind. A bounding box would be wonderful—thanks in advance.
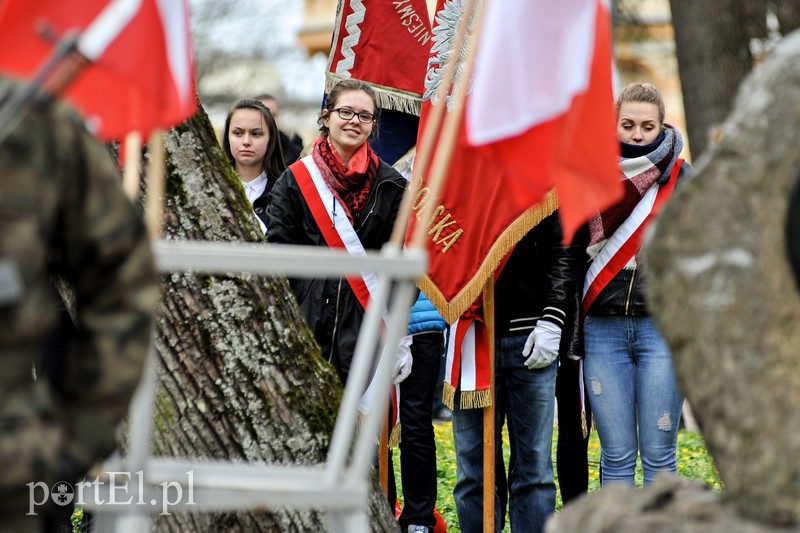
[522,320,561,369]
[393,335,414,384]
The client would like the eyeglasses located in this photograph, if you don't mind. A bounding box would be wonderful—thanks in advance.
[333,108,375,124]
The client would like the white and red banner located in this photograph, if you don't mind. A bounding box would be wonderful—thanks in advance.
[467,0,621,243]
[409,0,621,324]
[0,0,196,141]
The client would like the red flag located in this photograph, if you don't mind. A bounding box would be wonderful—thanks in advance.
[326,0,431,115]
[408,0,621,323]
[0,0,196,141]
[466,0,621,242]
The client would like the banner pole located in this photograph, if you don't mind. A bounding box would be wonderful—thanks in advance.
[389,0,478,249]
[380,414,390,496]
[144,130,165,240]
[482,277,496,533]
[122,131,143,200]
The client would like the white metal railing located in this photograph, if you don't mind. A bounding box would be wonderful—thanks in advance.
[84,239,426,531]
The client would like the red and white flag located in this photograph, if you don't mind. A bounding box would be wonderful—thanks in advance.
[467,0,621,242]
[0,0,196,141]
[409,0,621,324]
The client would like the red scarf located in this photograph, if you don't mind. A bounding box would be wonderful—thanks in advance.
[312,137,379,224]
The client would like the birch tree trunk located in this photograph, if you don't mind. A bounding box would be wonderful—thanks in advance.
[146,104,398,532]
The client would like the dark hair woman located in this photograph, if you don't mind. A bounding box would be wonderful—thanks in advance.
[222,98,286,232]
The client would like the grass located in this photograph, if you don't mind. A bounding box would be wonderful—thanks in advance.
[392,422,722,532]
[71,423,721,531]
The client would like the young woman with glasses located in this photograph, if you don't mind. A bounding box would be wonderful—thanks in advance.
[265,79,407,385]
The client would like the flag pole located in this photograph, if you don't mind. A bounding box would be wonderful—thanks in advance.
[144,130,165,239]
[482,277,496,533]
[388,0,478,250]
[380,415,390,496]
[122,131,143,200]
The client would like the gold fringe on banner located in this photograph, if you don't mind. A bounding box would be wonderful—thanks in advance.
[442,381,494,411]
[324,73,423,116]
[389,423,402,450]
[442,382,456,410]
[460,389,492,410]
[581,412,588,439]
[420,190,560,324]
[356,413,403,450]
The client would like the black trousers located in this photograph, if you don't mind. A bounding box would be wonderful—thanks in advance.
[555,358,592,504]
[389,331,444,529]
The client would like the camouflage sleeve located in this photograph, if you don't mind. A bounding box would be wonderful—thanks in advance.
[51,104,158,474]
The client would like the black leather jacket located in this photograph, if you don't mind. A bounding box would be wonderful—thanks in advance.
[494,213,586,342]
[265,157,406,384]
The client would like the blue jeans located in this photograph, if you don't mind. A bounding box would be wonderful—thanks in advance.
[452,335,557,533]
[583,314,683,486]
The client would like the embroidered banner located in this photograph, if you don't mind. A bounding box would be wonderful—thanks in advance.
[326,0,432,116]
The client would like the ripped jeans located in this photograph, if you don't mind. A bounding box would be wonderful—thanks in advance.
[583,314,683,486]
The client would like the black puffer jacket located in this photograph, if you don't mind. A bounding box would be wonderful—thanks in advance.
[265,157,406,383]
[494,213,587,342]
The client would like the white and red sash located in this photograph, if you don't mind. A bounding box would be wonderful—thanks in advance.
[442,304,492,410]
[581,159,682,317]
[291,157,401,445]
[291,157,382,316]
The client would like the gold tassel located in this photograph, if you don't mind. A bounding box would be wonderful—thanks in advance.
[442,382,456,410]
[388,423,402,450]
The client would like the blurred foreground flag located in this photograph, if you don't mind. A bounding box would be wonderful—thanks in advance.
[466,0,621,242]
[0,0,196,141]
[410,0,621,323]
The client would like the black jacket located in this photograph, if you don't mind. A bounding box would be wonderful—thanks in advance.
[252,176,278,229]
[494,213,586,343]
[265,158,406,383]
[279,129,304,165]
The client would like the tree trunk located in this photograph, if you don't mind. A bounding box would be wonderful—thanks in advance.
[147,104,399,532]
[669,0,753,159]
[645,31,800,527]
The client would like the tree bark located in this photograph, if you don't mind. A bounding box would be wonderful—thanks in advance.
[775,0,800,35]
[147,105,399,531]
[669,0,753,159]
[645,31,800,527]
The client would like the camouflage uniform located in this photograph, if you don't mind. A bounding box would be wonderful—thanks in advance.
[0,77,158,530]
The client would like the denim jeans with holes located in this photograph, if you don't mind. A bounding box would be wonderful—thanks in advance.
[583,314,683,486]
